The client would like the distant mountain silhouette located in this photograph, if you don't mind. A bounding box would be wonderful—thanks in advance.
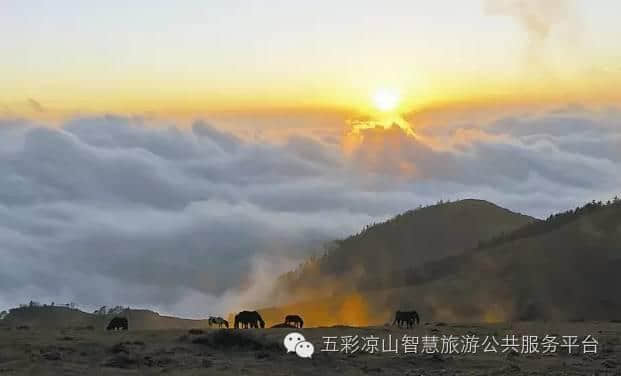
[2,306,95,329]
[1,306,210,330]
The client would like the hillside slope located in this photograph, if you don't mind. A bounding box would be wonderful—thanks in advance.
[393,198,621,322]
[264,199,621,326]
[274,199,535,299]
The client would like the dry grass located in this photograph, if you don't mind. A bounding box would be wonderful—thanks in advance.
[191,330,281,351]
[0,322,619,375]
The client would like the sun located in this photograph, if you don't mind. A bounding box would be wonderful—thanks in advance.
[372,88,400,112]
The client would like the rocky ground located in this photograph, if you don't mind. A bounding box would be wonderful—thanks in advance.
[0,321,619,375]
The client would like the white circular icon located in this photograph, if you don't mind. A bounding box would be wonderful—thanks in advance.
[295,341,314,358]
[283,332,306,353]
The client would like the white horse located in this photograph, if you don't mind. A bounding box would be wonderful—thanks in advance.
[208,316,229,328]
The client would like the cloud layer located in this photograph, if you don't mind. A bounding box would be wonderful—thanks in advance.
[0,107,619,316]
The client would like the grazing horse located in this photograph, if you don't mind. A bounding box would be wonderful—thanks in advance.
[393,310,420,328]
[208,316,229,328]
[234,310,265,329]
[284,315,304,328]
[106,317,128,331]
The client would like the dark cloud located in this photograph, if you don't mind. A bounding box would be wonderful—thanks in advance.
[0,109,619,316]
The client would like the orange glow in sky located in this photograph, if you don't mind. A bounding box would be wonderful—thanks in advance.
[1,0,620,122]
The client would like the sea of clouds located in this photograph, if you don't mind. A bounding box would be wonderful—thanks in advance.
[0,106,619,316]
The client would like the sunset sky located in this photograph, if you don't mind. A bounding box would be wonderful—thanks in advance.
[2,0,620,120]
[1,1,620,317]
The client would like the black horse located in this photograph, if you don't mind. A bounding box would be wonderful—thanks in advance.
[284,314,304,328]
[107,317,128,331]
[234,310,265,329]
[393,310,420,328]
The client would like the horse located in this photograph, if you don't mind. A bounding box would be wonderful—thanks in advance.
[208,316,229,328]
[234,310,265,329]
[393,310,420,328]
[106,317,128,331]
[284,314,304,328]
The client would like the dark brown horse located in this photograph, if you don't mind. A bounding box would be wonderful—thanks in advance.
[284,314,304,328]
[393,310,420,328]
[234,311,265,329]
[106,317,128,330]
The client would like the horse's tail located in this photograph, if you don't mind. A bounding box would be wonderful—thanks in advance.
[234,314,240,329]
[392,311,400,326]
[299,318,304,328]
[224,320,229,328]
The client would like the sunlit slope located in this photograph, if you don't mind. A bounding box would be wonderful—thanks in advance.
[276,199,535,297]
